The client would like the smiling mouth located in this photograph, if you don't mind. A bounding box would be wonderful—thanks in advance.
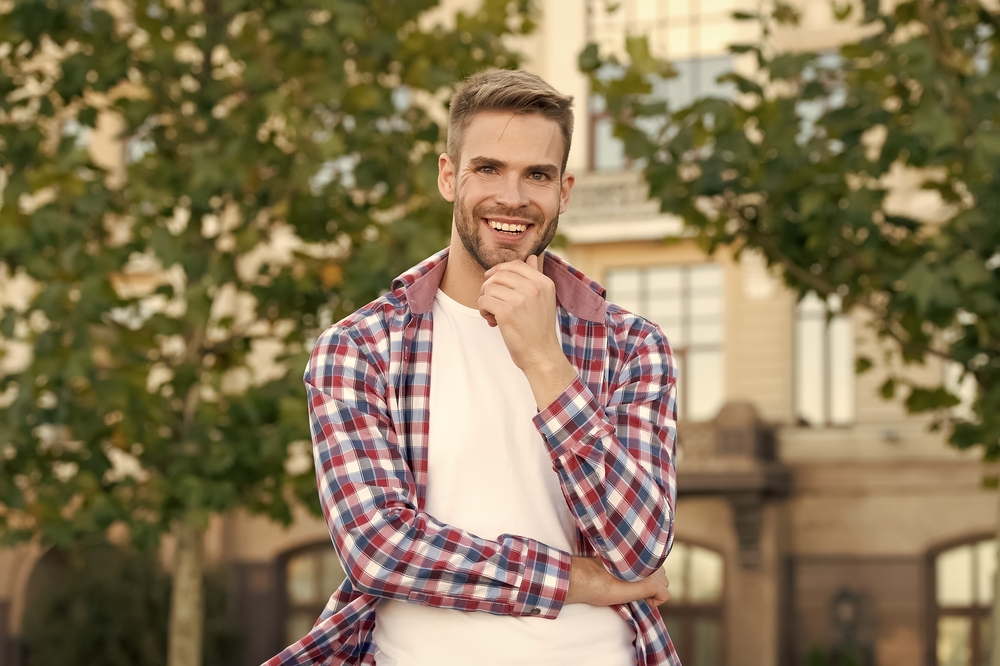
[486,219,531,235]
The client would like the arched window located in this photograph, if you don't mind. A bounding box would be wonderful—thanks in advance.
[281,543,346,647]
[660,541,726,666]
[933,537,996,666]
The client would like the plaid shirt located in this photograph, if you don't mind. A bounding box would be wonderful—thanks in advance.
[268,248,680,666]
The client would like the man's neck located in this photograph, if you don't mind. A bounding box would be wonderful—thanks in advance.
[439,246,486,310]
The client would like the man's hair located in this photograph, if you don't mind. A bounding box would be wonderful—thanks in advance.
[447,68,574,172]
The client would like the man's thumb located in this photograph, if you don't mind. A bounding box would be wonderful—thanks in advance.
[526,253,539,271]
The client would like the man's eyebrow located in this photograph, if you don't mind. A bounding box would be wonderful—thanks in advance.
[525,164,559,177]
[467,156,506,170]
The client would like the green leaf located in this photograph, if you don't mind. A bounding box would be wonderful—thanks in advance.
[624,36,659,76]
[855,356,873,374]
[905,386,960,413]
[579,42,601,74]
[952,256,991,288]
[800,191,827,217]
[862,0,880,22]
[78,107,98,128]
[831,1,853,21]
[772,2,802,25]
[901,263,959,316]
[880,378,896,399]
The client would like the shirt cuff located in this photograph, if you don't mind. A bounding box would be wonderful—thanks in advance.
[507,536,572,619]
[532,377,611,465]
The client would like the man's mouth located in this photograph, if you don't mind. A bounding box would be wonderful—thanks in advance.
[486,218,531,236]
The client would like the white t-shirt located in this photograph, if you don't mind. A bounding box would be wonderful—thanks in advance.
[373,289,635,666]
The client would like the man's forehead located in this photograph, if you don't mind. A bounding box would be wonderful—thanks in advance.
[460,111,563,164]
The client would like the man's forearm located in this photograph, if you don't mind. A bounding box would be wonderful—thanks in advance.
[532,373,676,580]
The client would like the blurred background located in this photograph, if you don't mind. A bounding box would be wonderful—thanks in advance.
[0,0,997,665]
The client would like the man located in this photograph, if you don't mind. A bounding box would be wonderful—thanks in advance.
[269,69,679,666]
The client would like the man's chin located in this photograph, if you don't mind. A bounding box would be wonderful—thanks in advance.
[478,247,541,270]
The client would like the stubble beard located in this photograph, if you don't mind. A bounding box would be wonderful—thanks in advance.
[453,192,559,271]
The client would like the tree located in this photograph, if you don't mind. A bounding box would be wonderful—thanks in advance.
[22,540,238,666]
[0,1,534,664]
[582,0,999,661]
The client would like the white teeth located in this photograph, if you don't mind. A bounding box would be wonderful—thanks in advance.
[488,220,527,233]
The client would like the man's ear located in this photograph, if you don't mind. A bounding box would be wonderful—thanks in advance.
[559,170,575,214]
[438,153,456,202]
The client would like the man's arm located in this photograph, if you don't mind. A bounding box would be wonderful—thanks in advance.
[480,257,677,582]
[533,344,677,581]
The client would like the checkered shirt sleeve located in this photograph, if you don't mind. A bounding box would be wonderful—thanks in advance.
[533,319,677,582]
[306,319,572,619]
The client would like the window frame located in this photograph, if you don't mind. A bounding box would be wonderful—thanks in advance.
[793,292,856,428]
[659,539,727,666]
[584,0,737,173]
[927,533,996,666]
[604,261,725,422]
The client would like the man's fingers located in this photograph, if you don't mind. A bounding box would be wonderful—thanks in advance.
[478,291,516,324]
[481,269,540,296]
[645,588,671,607]
[479,281,521,305]
[485,259,548,283]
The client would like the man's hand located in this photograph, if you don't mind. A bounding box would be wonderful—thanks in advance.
[565,557,670,608]
[478,255,578,409]
[478,254,560,370]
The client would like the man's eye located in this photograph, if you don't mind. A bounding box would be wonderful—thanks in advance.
[480,166,495,174]
[531,172,546,181]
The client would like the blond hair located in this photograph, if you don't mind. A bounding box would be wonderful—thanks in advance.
[447,68,574,172]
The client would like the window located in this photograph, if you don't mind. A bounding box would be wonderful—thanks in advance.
[795,292,855,426]
[660,541,725,666]
[586,0,737,171]
[606,263,724,421]
[587,0,745,62]
[934,537,996,666]
[282,544,347,647]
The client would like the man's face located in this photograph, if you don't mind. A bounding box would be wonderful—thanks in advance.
[438,111,574,271]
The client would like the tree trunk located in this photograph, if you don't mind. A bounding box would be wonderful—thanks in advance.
[168,522,204,666]
[992,491,1000,666]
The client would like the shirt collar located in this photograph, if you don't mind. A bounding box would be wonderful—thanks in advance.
[391,247,607,323]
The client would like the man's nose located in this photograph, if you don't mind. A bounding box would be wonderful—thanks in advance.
[493,174,529,208]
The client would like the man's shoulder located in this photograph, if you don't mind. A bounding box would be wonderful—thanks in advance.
[600,301,673,358]
[315,292,410,351]
[309,249,445,361]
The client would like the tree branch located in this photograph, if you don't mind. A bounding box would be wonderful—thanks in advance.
[726,204,955,364]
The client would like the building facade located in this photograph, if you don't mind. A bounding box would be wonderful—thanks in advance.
[1,1,996,665]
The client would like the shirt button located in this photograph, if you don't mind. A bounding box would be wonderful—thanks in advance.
[530,608,541,616]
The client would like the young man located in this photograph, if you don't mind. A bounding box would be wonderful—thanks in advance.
[269,69,679,666]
